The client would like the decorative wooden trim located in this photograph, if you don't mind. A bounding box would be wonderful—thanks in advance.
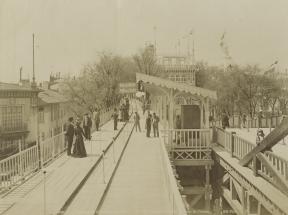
[239,117,288,166]
[256,153,288,195]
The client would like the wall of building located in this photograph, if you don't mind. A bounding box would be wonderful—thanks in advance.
[150,93,210,129]
[38,102,69,142]
[0,96,37,153]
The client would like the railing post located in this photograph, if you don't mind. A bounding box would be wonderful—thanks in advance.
[252,155,258,176]
[231,132,236,157]
[18,140,24,178]
[269,117,272,132]
[102,150,106,184]
[39,140,44,169]
[212,126,217,144]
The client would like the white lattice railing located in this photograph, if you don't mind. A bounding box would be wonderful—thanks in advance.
[0,105,119,194]
[213,115,283,129]
[214,127,288,192]
[162,129,211,149]
[41,132,66,165]
[0,142,39,192]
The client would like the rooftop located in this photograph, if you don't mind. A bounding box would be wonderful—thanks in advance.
[0,82,36,92]
[136,72,217,100]
[38,89,69,104]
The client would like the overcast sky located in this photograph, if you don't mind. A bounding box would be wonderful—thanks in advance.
[0,0,288,82]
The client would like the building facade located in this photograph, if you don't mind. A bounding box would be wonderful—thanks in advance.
[0,83,39,158]
[157,55,196,86]
[38,89,70,142]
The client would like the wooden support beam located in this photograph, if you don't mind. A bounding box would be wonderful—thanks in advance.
[232,178,244,204]
[222,188,243,215]
[222,173,230,184]
[239,117,288,166]
[190,194,204,208]
[182,186,205,195]
[256,153,288,195]
[242,189,248,215]
[231,180,238,200]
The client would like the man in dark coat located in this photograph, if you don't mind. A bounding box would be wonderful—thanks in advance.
[83,113,92,140]
[152,113,160,137]
[134,111,141,132]
[145,113,152,137]
[222,113,230,129]
[112,108,119,130]
[65,117,74,156]
[257,110,263,128]
[93,108,100,131]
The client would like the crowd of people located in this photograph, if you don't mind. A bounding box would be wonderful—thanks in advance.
[64,97,163,159]
[64,98,132,157]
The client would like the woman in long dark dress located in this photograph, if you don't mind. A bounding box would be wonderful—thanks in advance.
[72,120,87,158]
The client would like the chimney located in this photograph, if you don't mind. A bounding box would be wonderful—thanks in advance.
[19,67,22,82]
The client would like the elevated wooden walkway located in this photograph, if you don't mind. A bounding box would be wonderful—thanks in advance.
[0,120,126,215]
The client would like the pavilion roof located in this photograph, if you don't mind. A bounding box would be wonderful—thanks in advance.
[136,73,217,100]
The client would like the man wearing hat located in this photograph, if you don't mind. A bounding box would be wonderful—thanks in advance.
[65,117,75,156]
[83,113,92,140]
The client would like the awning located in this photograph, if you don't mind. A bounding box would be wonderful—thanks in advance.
[136,73,217,100]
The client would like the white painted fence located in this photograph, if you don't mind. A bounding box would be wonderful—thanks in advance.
[0,107,117,194]
[159,131,188,215]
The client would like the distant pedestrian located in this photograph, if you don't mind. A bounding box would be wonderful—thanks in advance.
[134,111,141,132]
[242,113,247,128]
[83,113,92,140]
[120,103,125,122]
[125,97,130,120]
[175,115,182,129]
[112,108,119,130]
[65,117,74,156]
[222,113,229,129]
[152,113,160,137]
[142,102,145,115]
[175,115,181,145]
[145,113,152,137]
[256,129,265,146]
[93,108,100,131]
[258,110,263,128]
[73,119,87,158]
[209,115,214,128]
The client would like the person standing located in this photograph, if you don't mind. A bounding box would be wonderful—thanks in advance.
[152,113,160,137]
[257,110,263,128]
[73,120,87,158]
[120,103,125,122]
[65,117,74,156]
[222,112,229,129]
[125,97,130,120]
[175,115,181,145]
[93,108,100,131]
[134,111,141,132]
[142,102,145,115]
[112,108,119,130]
[242,113,247,128]
[145,113,152,137]
[83,113,92,140]
[175,115,182,129]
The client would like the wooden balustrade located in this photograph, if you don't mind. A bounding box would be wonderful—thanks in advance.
[0,105,118,193]
[0,144,38,192]
[213,115,283,129]
[214,127,288,193]
[162,129,211,149]
[41,132,66,165]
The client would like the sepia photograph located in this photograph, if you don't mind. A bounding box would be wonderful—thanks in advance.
[0,0,288,214]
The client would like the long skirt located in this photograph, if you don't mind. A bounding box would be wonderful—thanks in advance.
[73,136,87,158]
